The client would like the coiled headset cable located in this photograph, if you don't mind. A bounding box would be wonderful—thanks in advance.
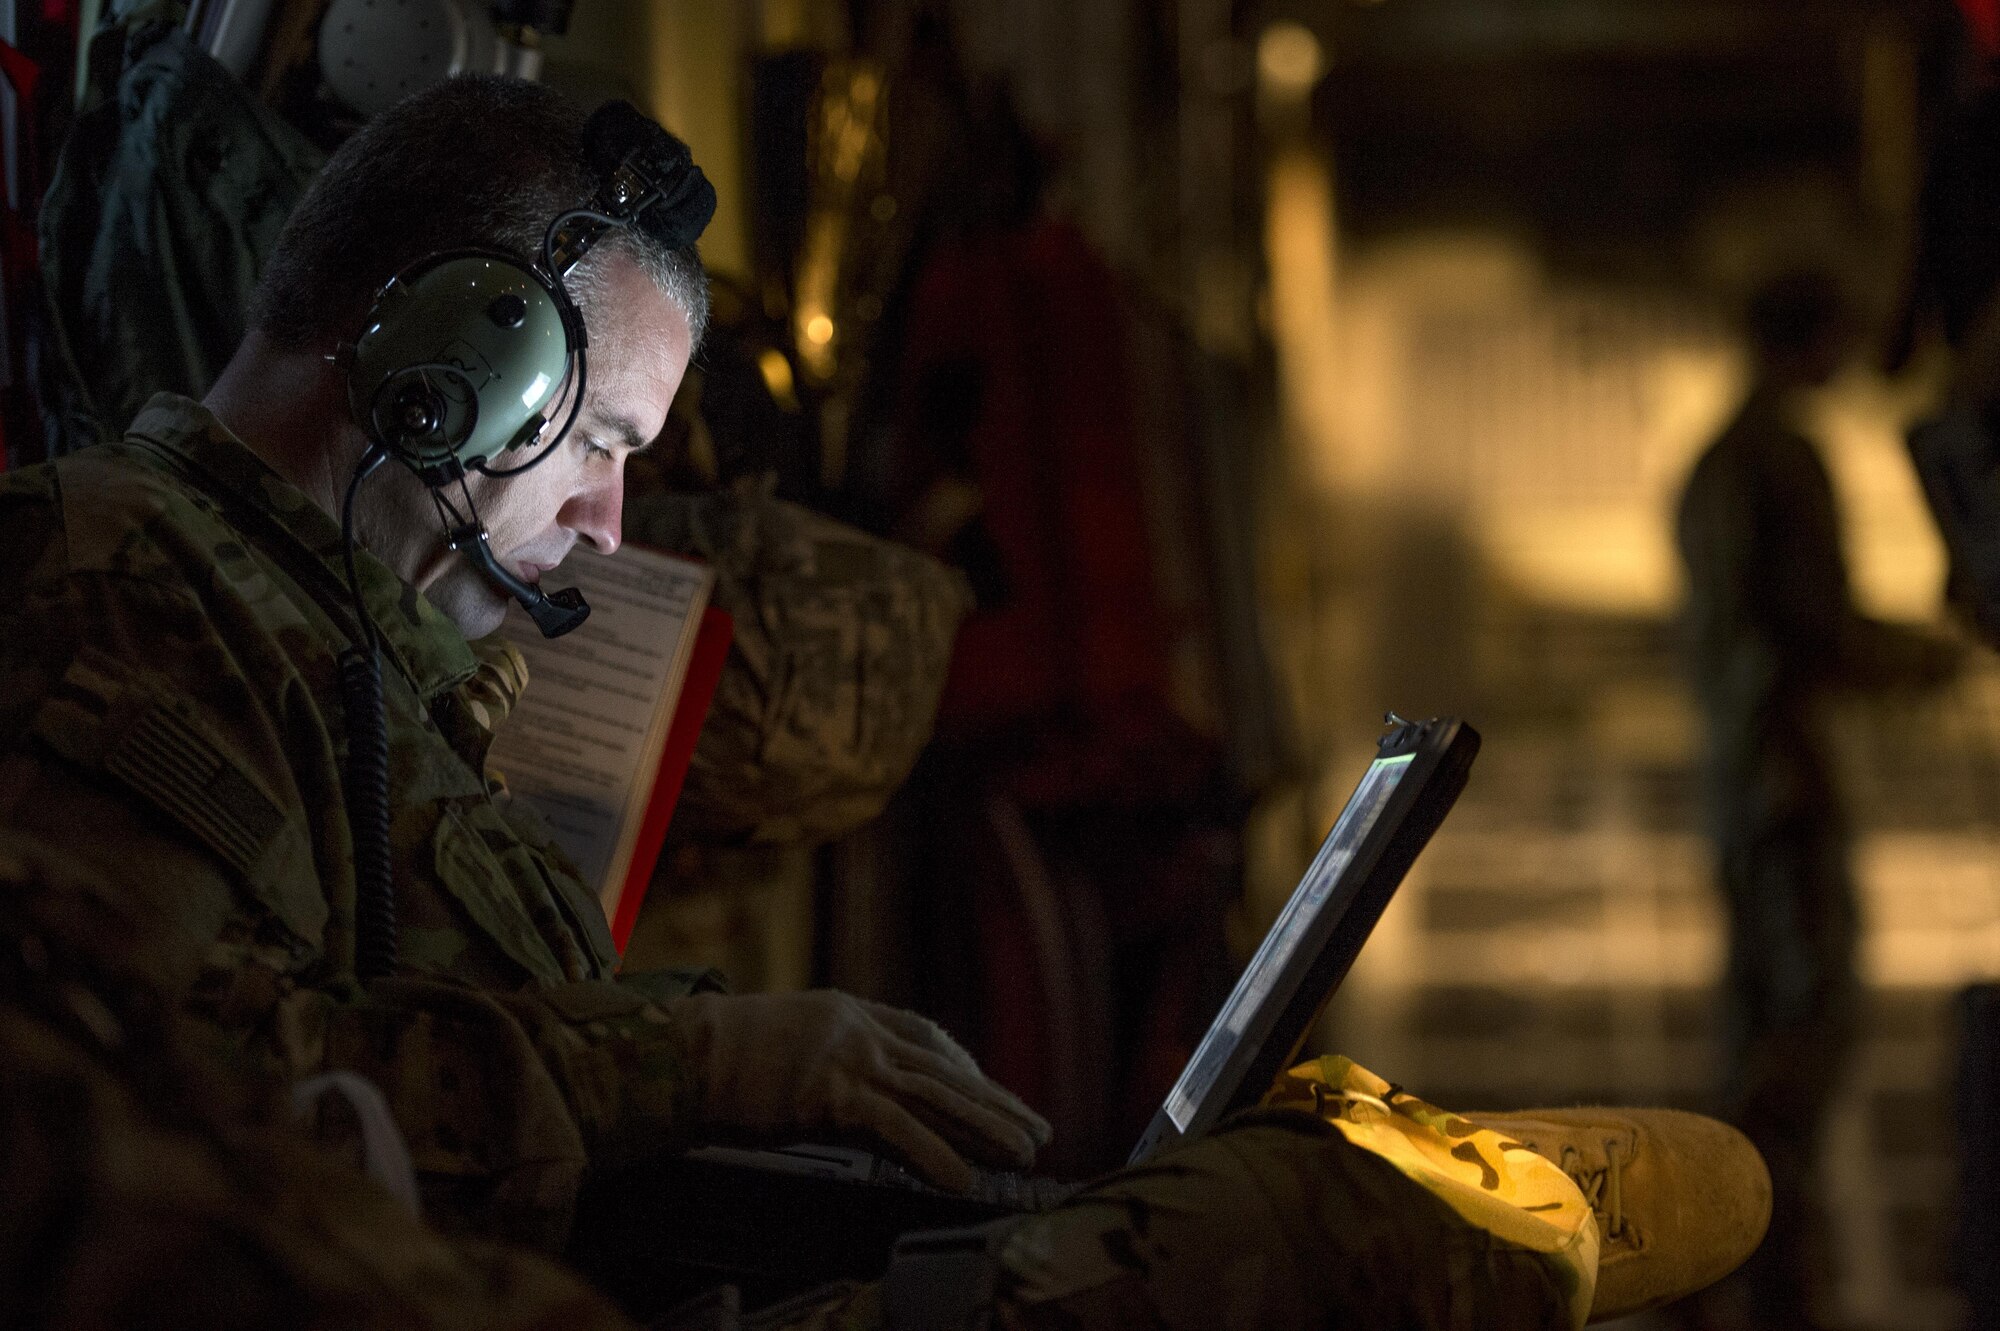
[337,446,398,981]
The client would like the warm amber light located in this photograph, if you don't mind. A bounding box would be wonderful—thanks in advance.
[1264,146,1346,491]
[804,314,835,346]
[756,347,800,411]
[1258,22,1324,100]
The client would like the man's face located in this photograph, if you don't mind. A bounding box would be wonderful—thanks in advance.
[378,249,693,638]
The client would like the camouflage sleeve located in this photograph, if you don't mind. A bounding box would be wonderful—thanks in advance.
[307,973,707,1246]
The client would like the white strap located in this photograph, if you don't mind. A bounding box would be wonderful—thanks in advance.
[292,1069,422,1216]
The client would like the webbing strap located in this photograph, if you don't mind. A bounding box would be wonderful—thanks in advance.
[883,1222,1011,1331]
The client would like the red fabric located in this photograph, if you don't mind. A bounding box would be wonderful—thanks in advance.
[0,41,39,116]
[899,219,1170,741]
[1962,0,2000,60]
[0,39,41,473]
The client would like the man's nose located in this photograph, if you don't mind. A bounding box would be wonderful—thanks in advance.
[561,474,623,556]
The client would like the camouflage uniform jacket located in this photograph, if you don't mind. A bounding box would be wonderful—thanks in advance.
[0,394,717,1247]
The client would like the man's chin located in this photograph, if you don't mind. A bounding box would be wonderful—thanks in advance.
[422,569,514,640]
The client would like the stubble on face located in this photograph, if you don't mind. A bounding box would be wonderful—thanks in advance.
[350,465,509,637]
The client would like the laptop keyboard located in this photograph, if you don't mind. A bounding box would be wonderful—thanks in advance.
[871,1155,1081,1211]
[684,1143,1080,1213]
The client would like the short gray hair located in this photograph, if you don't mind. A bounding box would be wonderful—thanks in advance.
[250,76,708,352]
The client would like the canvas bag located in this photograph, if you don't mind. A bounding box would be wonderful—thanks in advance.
[625,482,973,846]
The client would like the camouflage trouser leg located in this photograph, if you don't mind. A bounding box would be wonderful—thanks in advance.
[753,1112,1574,1331]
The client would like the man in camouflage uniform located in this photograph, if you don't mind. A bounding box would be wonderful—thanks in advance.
[0,74,1764,1330]
[1676,271,1959,1330]
[1,72,1042,1252]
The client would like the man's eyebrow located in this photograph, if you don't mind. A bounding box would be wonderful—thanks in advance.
[597,414,655,454]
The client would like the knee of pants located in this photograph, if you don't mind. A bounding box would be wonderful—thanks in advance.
[991,1111,1572,1331]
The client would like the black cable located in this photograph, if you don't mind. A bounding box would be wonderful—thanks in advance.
[428,477,469,533]
[337,448,398,981]
[340,651,396,981]
[542,204,639,276]
[555,204,629,235]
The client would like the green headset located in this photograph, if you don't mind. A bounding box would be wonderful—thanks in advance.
[339,97,715,638]
[348,251,575,482]
[338,100,712,979]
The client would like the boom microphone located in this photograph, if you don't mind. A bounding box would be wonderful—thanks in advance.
[447,521,590,637]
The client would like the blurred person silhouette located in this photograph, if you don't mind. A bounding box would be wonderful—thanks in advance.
[1675,270,1961,1331]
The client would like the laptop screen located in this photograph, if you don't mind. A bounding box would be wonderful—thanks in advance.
[1160,751,1416,1130]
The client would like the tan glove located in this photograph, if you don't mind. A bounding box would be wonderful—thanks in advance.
[672,989,1051,1192]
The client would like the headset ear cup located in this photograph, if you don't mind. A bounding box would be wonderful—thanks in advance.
[347,251,574,473]
[368,372,460,462]
[388,381,443,440]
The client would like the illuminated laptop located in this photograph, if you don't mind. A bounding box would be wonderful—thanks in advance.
[1129,713,1479,1161]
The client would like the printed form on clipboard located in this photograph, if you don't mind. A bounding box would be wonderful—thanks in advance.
[485,542,734,952]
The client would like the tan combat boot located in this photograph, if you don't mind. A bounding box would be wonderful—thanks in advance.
[1465,1108,1771,1323]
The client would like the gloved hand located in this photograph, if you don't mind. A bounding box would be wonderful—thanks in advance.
[672,989,1051,1192]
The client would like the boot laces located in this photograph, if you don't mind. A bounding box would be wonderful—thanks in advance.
[1558,1140,1626,1241]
